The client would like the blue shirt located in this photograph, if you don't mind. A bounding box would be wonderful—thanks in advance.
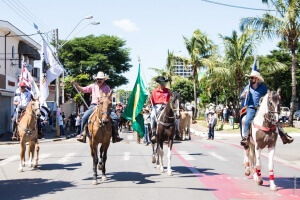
[240,83,268,108]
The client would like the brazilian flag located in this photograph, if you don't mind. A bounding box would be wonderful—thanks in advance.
[122,64,148,137]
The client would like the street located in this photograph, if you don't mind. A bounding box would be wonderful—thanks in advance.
[0,130,299,200]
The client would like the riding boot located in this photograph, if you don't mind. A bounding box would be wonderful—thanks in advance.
[77,130,86,143]
[112,124,122,143]
[278,125,294,144]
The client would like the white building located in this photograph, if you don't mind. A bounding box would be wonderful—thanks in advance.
[0,20,41,134]
[173,59,192,78]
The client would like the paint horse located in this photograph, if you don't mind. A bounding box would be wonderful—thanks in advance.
[151,91,180,175]
[241,89,281,190]
[86,91,113,185]
[18,96,41,172]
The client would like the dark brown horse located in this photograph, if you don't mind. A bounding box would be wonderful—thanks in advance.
[18,97,41,172]
[86,91,112,185]
[151,91,180,175]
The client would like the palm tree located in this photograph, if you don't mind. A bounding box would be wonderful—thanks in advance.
[182,29,215,119]
[240,0,300,125]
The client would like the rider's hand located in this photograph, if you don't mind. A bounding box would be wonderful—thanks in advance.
[70,80,75,85]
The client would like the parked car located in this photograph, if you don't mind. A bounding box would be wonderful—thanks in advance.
[293,110,300,121]
[280,107,290,120]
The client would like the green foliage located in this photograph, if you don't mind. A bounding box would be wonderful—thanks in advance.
[171,78,200,103]
[59,35,132,90]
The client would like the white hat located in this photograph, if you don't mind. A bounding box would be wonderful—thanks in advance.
[246,59,264,82]
[94,71,109,80]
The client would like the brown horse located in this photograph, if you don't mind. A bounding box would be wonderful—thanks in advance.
[86,91,112,185]
[18,97,41,172]
[152,91,181,175]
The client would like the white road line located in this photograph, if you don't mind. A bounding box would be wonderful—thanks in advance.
[0,155,19,166]
[124,152,131,161]
[209,152,228,161]
[177,151,195,160]
[56,153,76,163]
[39,153,51,162]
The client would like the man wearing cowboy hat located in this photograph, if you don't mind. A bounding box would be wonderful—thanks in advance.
[71,71,122,143]
[150,76,171,141]
[240,65,293,146]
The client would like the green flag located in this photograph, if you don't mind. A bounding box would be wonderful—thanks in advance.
[122,64,148,137]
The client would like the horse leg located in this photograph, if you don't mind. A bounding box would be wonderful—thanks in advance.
[167,140,173,176]
[18,140,26,172]
[268,147,277,191]
[157,142,164,173]
[98,145,103,170]
[151,143,156,163]
[33,142,39,169]
[101,144,109,181]
[90,141,98,185]
[244,148,250,176]
[28,141,35,168]
[253,147,263,185]
[155,142,160,168]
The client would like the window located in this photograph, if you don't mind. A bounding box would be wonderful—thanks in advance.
[12,46,15,58]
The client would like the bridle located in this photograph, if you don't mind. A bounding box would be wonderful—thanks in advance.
[91,96,111,127]
[26,101,40,118]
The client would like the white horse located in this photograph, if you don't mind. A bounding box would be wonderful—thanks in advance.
[241,89,280,191]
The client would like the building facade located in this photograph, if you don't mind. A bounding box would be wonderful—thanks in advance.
[173,60,192,78]
[0,20,41,134]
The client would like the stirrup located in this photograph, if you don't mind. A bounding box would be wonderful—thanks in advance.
[77,135,86,143]
[240,137,249,146]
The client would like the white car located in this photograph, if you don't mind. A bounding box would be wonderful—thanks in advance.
[293,110,300,121]
[280,107,290,120]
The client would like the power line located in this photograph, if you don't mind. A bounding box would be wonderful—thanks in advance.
[201,0,276,12]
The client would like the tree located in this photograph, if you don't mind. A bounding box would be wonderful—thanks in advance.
[182,29,215,119]
[240,0,300,125]
[59,35,132,90]
[171,78,200,104]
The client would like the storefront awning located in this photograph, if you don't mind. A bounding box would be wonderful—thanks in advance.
[18,41,40,60]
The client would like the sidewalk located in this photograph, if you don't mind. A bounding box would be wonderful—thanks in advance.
[0,129,76,145]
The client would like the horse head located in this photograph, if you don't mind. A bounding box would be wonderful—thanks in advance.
[98,91,112,125]
[29,94,41,118]
[171,91,181,119]
[266,89,281,125]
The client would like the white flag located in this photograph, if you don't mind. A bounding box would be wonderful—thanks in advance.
[46,46,64,83]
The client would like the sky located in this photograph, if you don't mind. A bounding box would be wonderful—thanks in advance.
[0,0,280,90]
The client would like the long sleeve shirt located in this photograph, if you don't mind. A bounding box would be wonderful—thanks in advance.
[240,83,268,108]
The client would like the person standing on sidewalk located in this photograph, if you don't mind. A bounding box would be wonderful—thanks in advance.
[75,113,81,135]
[208,110,217,140]
[58,112,64,136]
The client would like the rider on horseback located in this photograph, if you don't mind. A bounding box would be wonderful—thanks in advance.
[240,65,294,146]
[150,76,171,142]
[71,71,122,143]
[12,81,32,140]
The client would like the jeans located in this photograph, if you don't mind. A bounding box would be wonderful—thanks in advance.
[150,104,163,134]
[59,125,64,135]
[144,124,150,144]
[243,107,256,137]
[81,104,96,133]
[208,124,215,139]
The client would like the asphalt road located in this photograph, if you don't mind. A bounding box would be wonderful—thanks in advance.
[0,130,299,200]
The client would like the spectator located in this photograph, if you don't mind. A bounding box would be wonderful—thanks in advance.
[58,112,64,136]
[208,110,217,140]
[75,114,81,135]
[143,106,151,146]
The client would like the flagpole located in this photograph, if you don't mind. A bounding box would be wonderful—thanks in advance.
[72,84,89,108]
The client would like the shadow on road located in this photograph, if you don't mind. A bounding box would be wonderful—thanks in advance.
[39,162,82,171]
[262,177,300,190]
[0,178,74,200]
[172,166,220,177]
[83,171,160,184]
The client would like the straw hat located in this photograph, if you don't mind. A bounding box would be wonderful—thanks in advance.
[94,71,109,80]
[245,59,264,82]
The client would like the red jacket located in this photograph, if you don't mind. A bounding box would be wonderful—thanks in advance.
[151,87,171,105]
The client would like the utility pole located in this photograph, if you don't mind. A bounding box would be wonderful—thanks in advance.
[54,28,60,137]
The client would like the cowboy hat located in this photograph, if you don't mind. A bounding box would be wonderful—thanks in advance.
[245,59,264,82]
[19,82,26,87]
[155,76,169,83]
[94,71,109,80]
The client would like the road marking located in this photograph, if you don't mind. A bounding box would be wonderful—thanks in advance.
[177,151,195,160]
[0,155,19,166]
[209,152,228,161]
[124,152,130,161]
[56,153,76,163]
[39,153,51,162]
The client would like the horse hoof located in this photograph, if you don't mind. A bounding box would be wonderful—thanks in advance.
[160,166,164,173]
[33,164,38,169]
[92,180,98,185]
[270,184,277,191]
[167,170,172,176]
[98,164,103,170]
[244,167,250,176]
[102,176,107,181]
[18,167,24,172]
[257,180,263,185]
[152,156,156,164]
